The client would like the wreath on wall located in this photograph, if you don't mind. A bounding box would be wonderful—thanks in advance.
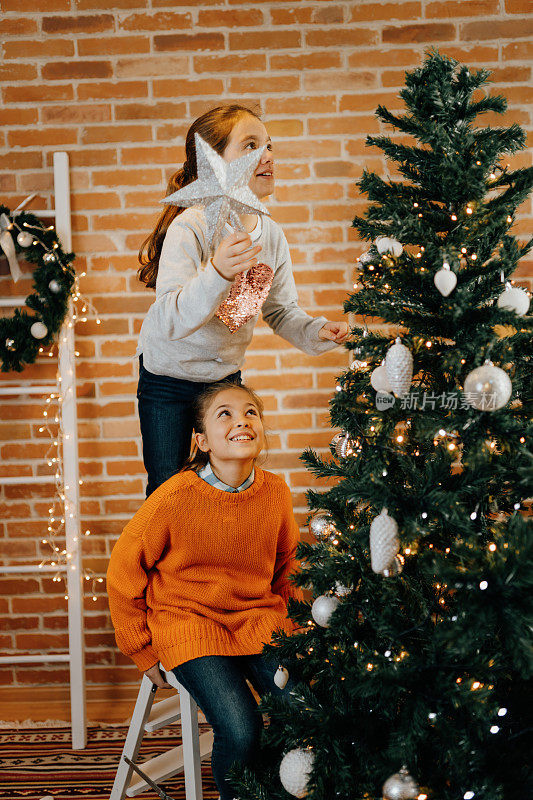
[0,204,76,372]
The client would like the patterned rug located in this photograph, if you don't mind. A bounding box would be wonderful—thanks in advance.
[0,724,218,799]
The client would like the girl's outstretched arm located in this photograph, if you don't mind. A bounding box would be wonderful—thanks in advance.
[261,231,340,356]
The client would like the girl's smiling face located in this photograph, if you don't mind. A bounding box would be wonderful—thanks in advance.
[223,114,274,200]
[194,386,265,465]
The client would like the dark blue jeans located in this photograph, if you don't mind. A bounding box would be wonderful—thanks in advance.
[137,356,241,497]
[171,654,294,800]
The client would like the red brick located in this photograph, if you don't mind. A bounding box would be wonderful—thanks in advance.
[306,28,377,47]
[230,30,301,50]
[0,108,38,126]
[154,32,225,52]
[77,0,146,7]
[80,479,144,497]
[461,18,533,40]
[115,102,187,121]
[0,64,38,82]
[304,71,376,92]
[16,633,69,650]
[198,8,263,26]
[78,440,138,458]
[78,35,150,57]
[505,0,533,9]
[42,61,112,81]
[194,53,267,73]
[1,17,38,35]
[42,104,111,125]
[116,55,189,78]
[427,0,498,15]
[120,11,192,31]
[2,39,74,58]
[82,125,152,145]
[1,0,69,8]
[153,78,225,97]
[271,52,342,73]
[42,14,114,35]
[350,1,422,20]
[77,81,149,101]
[270,7,313,24]
[265,96,337,115]
[383,23,456,43]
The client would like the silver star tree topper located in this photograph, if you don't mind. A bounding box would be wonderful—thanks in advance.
[161,132,270,248]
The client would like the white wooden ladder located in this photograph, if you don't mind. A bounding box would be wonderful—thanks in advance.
[0,152,87,749]
[110,667,213,800]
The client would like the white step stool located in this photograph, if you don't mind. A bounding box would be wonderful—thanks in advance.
[110,666,214,800]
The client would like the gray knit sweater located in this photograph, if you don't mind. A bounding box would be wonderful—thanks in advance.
[137,206,336,381]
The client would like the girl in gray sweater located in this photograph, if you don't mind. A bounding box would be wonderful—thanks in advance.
[136,103,349,496]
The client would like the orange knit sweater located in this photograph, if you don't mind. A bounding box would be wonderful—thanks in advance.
[106,467,303,672]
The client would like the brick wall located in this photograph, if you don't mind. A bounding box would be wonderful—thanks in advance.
[0,1,531,716]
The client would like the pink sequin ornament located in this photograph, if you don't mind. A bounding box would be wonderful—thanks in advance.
[215,263,274,332]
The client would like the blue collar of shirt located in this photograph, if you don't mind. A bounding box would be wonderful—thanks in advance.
[198,461,255,493]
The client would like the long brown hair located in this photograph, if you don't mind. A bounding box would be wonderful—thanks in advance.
[138,104,261,289]
[181,380,265,474]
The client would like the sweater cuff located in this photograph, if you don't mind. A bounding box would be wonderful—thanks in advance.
[130,644,160,673]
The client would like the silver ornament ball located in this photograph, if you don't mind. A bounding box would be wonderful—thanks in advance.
[30,321,48,340]
[279,748,314,798]
[43,251,56,264]
[382,766,419,800]
[48,279,61,294]
[497,285,530,316]
[16,231,33,247]
[311,594,339,627]
[309,511,337,542]
[332,431,362,458]
[463,361,512,411]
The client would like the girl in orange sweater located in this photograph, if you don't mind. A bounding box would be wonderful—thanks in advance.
[107,381,302,800]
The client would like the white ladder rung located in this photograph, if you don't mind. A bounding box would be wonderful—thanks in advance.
[0,653,70,664]
[20,209,55,219]
[126,732,214,797]
[0,385,58,396]
[0,564,68,573]
[2,475,56,485]
[0,298,26,308]
[144,695,182,732]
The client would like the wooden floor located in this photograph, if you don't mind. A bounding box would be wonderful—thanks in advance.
[0,684,177,724]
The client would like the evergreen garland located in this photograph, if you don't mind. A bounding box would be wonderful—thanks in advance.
[0,205,76,372]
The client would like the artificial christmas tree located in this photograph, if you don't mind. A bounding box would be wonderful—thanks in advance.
[230,50,532,800]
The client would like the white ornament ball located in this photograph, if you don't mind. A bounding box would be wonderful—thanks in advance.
[371,362,392,393]
[279,748,314,798]
[385,337,413,398]
[335,581,351,597]
[311,594,340,627]
[433,262,457,297]
[463,361,512,411]
[382,766,419,800]
[370,508,400,575]
[30,321,48,340]
[309,511,337,542]
[48,279,61,294]
[17,230,33,247]
[274,666,289,689]
[497,285,530,316]
[375,236,403,257]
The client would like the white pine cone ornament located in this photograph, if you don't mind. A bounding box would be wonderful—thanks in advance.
[385,337,413,398]
[274,665,289,689]
[279,748,314,798]
[370,508,400,575]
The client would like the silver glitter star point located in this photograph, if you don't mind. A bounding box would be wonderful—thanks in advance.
[161,132,270,247]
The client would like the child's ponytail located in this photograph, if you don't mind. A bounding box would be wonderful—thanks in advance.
[138,103,261,290]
